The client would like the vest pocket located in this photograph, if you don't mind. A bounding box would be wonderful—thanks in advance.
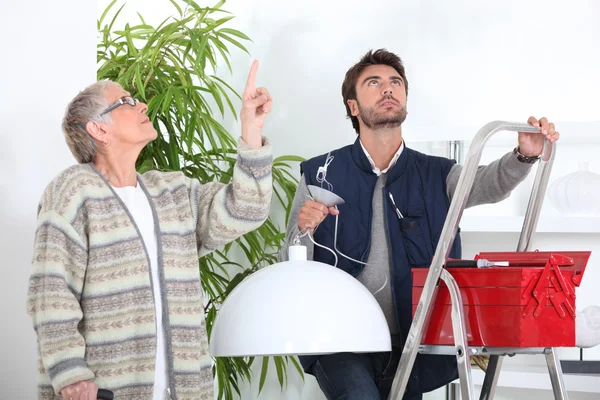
[399,207,431,266]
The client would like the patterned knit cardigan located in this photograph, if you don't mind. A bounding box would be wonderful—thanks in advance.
[27,138,273,399]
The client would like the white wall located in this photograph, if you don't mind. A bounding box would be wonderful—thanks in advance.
[0,0,97,398]
[215,0,600,154]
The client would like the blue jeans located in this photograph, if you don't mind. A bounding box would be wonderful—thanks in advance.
[309,347,422,400]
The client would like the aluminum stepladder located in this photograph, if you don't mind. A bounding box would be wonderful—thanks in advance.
[387,121,566,400]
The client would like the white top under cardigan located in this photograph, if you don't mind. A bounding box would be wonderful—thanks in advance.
[112,184,168,400]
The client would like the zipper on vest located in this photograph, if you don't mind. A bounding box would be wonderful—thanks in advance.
[382,186,403,343]
[359,182,377,264]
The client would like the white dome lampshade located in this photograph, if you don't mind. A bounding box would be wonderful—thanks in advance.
[209,245,391,357]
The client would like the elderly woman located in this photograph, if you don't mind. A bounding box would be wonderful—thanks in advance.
[27,61,273,400]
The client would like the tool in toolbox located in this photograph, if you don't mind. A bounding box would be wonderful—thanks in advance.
[388,121,589,400]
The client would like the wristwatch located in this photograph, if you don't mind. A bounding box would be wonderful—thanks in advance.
[514,147,540,164]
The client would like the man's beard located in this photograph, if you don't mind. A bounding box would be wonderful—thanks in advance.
[357,99,407,130]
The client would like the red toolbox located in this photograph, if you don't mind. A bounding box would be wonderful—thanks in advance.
[412,251,592,348]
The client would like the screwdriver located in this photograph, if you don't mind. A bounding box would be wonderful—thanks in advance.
[444,259,509,268]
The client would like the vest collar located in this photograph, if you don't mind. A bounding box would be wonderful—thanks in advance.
[351,137,410,184]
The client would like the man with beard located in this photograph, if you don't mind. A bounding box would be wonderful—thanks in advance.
[278,49,560,400]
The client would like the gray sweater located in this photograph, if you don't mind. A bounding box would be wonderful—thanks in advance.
[279,150,533,336]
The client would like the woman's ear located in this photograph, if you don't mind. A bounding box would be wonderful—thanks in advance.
[86,120,107,143]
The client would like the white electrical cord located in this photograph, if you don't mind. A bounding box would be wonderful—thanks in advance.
[300,156,389,296]
[332,206,388,296]
[294,207,389,297]
[294,227,339,267]
[315,153,334,191]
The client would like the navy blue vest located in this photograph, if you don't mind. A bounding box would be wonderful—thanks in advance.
[299,138,461,394]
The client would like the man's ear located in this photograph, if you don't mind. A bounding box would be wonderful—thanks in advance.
[347,99,359,117]
[86,120,107,143]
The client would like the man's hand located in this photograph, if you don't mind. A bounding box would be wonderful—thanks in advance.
[298,199,340,232]
[60,381,98,400]
[518,116,560,156]
[240,60,272,149]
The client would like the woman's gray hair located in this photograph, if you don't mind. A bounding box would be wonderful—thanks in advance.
[61,80,121,164]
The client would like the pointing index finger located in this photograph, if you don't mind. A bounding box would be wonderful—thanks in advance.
[243,60,259,96]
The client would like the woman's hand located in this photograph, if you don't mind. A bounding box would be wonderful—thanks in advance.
[60,381,98,400]
[240,60,272,149]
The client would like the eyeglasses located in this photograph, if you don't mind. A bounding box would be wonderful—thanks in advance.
[99,96,139,117]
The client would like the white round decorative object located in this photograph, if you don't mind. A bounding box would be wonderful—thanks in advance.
[547,162,600,216]
[576,305,600,348]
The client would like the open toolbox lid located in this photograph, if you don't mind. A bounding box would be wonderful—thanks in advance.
[412,251,593,321]
[474,251,592,286]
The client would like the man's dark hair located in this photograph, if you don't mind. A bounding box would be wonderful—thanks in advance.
[341,49,409,134]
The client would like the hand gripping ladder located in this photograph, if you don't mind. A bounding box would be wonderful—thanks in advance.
[387,121,566,400]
